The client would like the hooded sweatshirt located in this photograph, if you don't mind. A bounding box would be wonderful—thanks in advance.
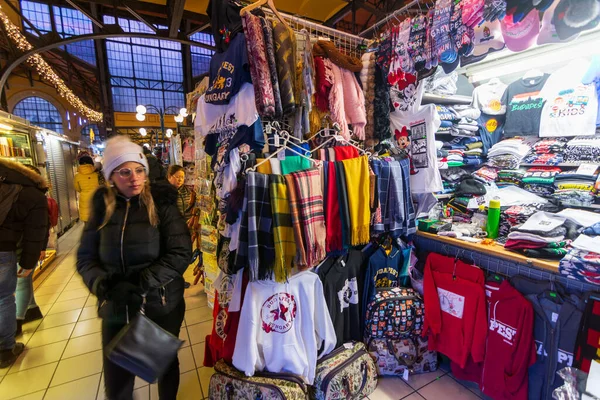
[232,270,336,384]
[423,253,487,368]
[454,280,536,400]
[74,164,100,222]
[510,275,584,400]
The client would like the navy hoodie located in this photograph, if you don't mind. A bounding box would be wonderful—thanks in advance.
[511,276,584,400]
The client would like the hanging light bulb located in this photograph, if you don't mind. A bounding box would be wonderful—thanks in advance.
[174,114,184,123]
[166,129,173,138]
[179,108,188,118]
[135,113,146,122]
[136,105,147,115]
[139,128,147,136]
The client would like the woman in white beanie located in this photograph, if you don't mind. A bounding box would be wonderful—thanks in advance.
[76,135,191,400]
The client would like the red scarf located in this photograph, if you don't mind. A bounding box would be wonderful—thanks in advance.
[314,56,331,112]
[326,162,343,253]
[333,146,359,161]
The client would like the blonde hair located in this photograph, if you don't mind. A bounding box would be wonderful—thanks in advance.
[98,182,158,230]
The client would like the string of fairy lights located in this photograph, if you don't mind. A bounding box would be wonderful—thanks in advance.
[0,6,103,122]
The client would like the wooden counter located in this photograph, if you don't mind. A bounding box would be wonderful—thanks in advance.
[416,231,560,274]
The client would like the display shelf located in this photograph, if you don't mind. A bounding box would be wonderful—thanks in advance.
[519,163,581,168]
[422,93,472,105]
[416,231,559,273]
[0,155,33,163]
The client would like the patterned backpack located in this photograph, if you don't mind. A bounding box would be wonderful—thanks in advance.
[364,287,437,376]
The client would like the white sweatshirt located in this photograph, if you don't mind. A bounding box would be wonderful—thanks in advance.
[232,271,337,384]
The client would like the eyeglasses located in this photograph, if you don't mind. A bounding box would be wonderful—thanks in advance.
[113,167,147,179]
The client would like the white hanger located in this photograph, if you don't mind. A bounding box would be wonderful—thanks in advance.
[247,130,319,173]
[522,69,544,80]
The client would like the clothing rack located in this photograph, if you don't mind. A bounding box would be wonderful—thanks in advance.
[415,234,598,294]
[261,8,368,58]
[359,0,422,37]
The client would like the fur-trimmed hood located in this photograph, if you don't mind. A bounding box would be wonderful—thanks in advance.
[0,158,48,191]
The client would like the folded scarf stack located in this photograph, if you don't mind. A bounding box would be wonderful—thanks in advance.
[564,136,600,163]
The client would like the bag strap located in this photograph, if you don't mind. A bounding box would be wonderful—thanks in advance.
[342,360,369,399]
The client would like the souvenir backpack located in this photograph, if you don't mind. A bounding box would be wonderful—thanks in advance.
[364,287,438,376]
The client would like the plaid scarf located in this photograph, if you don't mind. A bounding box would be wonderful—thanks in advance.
[341,156,371,245]
[289,168,327,268]
[269,175,296,282]
[371,159,391,233]
[284,174,307,267]
[326,162,343,254]
[335,161,351,249]
[245,172,275,281]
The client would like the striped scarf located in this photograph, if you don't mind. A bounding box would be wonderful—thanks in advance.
[245,172,275,281]
[289,168,327,269]
[269,175,296,282]
[285,174,307,268]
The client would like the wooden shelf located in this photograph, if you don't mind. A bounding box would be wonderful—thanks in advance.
[519,163,581,168]
[416,231,559,274]
[423,93,472,105]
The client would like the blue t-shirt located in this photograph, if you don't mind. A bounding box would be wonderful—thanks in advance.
[205,33,251,105]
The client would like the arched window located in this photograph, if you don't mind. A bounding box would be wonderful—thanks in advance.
[13,97,64,133]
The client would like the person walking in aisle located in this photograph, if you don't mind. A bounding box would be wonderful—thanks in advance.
[167,165,195,221]
[15,165,51,336]
[0,159,48,368]
[77,136,191,400]
[143,146,166,183]
[74,153,100,223]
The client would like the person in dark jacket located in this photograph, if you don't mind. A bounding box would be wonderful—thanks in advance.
[167,165,194,221]
[77,136,191,400]
[0,159,48,368]
[143,146,166,183]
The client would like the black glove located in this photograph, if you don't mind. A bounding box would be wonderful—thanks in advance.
[107,282,144,307]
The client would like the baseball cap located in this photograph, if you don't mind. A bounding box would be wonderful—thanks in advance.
[472,20,506,57]
[552,0,600,41]
[501,10,541,52]
[538,0,580,44]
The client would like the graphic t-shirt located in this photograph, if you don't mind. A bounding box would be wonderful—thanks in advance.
[317,249,365,347]
[502,74,550,137]
[539,60,599,137]
[479,113,506,154]
[390,104,443,193]
[472,78,508,115]
[205,33,251,105]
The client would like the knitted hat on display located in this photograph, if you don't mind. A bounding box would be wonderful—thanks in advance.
[552,0,600,40]
[102,135,149,181]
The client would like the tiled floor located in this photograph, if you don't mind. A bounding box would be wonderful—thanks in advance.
[0,223,487,400]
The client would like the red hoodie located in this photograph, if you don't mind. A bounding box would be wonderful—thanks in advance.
[453,280,537,400]
[423,253,488,368]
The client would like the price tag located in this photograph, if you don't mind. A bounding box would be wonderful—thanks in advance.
[576,164,599,176]
[551,312,558,323]
[343,343,353,350]
[277,151,286,161]
[402,369,409,381]
[274,134,280,147]
[340,260,346,268]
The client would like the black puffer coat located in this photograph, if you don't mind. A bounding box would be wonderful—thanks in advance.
[0,159,48,269]
[77,183,192,321]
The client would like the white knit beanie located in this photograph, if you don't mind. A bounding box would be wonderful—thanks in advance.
[102,135,149,181]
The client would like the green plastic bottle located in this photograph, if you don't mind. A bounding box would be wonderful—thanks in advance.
[486,199,501,239]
